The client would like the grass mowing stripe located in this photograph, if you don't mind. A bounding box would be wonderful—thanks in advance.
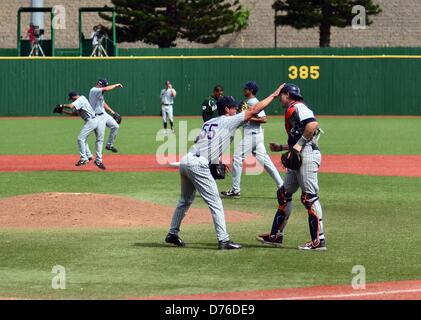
[1,117,421,155]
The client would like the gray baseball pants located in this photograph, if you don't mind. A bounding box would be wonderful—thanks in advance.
[169,154,230,242]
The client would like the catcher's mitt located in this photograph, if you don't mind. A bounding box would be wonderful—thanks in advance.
[236,100,249,113]
[53,104,64,114]
[113,112,122,124]
[281,150,302,170]
[209,162,227,180]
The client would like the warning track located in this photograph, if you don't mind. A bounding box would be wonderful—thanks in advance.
[0,154,421,178]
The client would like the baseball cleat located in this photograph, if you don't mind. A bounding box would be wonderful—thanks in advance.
[256,233,283,247]
[218,240,242,250]
[221,190,240,199]
[105,145,118,153]
[75,160,88,167]
[94,162,106,170]
[298,239,327,251]
[165,233,185,247]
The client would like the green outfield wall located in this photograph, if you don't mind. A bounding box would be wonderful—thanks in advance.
[0,54,420,116]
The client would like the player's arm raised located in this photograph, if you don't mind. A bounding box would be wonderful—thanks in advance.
[244,83,285,122]
[102,83,123,92]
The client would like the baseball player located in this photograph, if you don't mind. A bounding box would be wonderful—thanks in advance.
[160,80,176,133]
[58,91,106,169]
[256,83,326,251]
[88,78,123,154]
[221,81,283,198]
[164,83,286,250]
[202,85,224,122]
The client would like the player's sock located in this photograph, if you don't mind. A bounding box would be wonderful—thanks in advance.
[170,121,174,129]
[163,122,167,129]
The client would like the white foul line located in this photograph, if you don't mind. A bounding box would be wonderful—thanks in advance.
[271,288,421,300]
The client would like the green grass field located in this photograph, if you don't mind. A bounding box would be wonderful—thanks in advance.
[0,117,420,299]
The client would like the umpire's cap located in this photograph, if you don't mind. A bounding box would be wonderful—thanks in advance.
[244,81,259,95]
[217,96,238,115]
[68,91,80,100]
[280,83,303,100]
[98,78,109,87]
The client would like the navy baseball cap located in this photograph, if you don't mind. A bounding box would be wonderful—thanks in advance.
[217,96,238,115]
[244,81,259,94]
[68,91,80,100]
[98,78,109,87]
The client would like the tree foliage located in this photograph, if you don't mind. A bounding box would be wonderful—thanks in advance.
[273,0,381,47]
[100,0,250,48]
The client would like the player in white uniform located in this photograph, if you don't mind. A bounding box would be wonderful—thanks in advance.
[60,91,105,169]
[164,83,286,250]
[89,78,123,155]
[222,81,283,198]
[160,80,176,133]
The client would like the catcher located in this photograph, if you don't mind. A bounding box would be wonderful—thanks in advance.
[256,83,326,251]
[89,78,123,153]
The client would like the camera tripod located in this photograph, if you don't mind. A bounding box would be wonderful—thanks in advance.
[91,40,108,57]
[29,39,45,57]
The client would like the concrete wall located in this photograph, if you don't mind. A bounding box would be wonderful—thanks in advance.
[1,0,420,49]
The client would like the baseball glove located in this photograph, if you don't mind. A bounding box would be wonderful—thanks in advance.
[209,162,227,180]
[113,112,122,124]
[236,100,249,113]
[53,104,64,114]
[281,150,302,170]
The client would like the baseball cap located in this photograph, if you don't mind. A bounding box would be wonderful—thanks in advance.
[68,91,80,100]
[98,78,109,87]
[244,81,259,94]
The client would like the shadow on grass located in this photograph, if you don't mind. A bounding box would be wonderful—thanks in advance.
[133,242,298,251]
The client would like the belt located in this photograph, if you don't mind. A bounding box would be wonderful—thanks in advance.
[96,113,104,116]
[163,104,173,106]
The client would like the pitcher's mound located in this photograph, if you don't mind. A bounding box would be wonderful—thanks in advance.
[0,193,260,229]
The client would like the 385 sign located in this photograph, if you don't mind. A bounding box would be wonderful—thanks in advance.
[288,65,320,80]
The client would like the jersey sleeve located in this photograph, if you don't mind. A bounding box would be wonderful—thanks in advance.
[226,112,246,131]
[296,104,316,123]
[72,98,83,110]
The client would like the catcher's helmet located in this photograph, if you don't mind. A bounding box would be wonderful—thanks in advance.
[281,83,303,100]
[217,96,238,115]
[244,81,259,95]
[98,78,109,87]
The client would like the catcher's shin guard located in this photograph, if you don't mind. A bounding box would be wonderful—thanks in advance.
[270,187,293,236]
[301,193,324,245]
